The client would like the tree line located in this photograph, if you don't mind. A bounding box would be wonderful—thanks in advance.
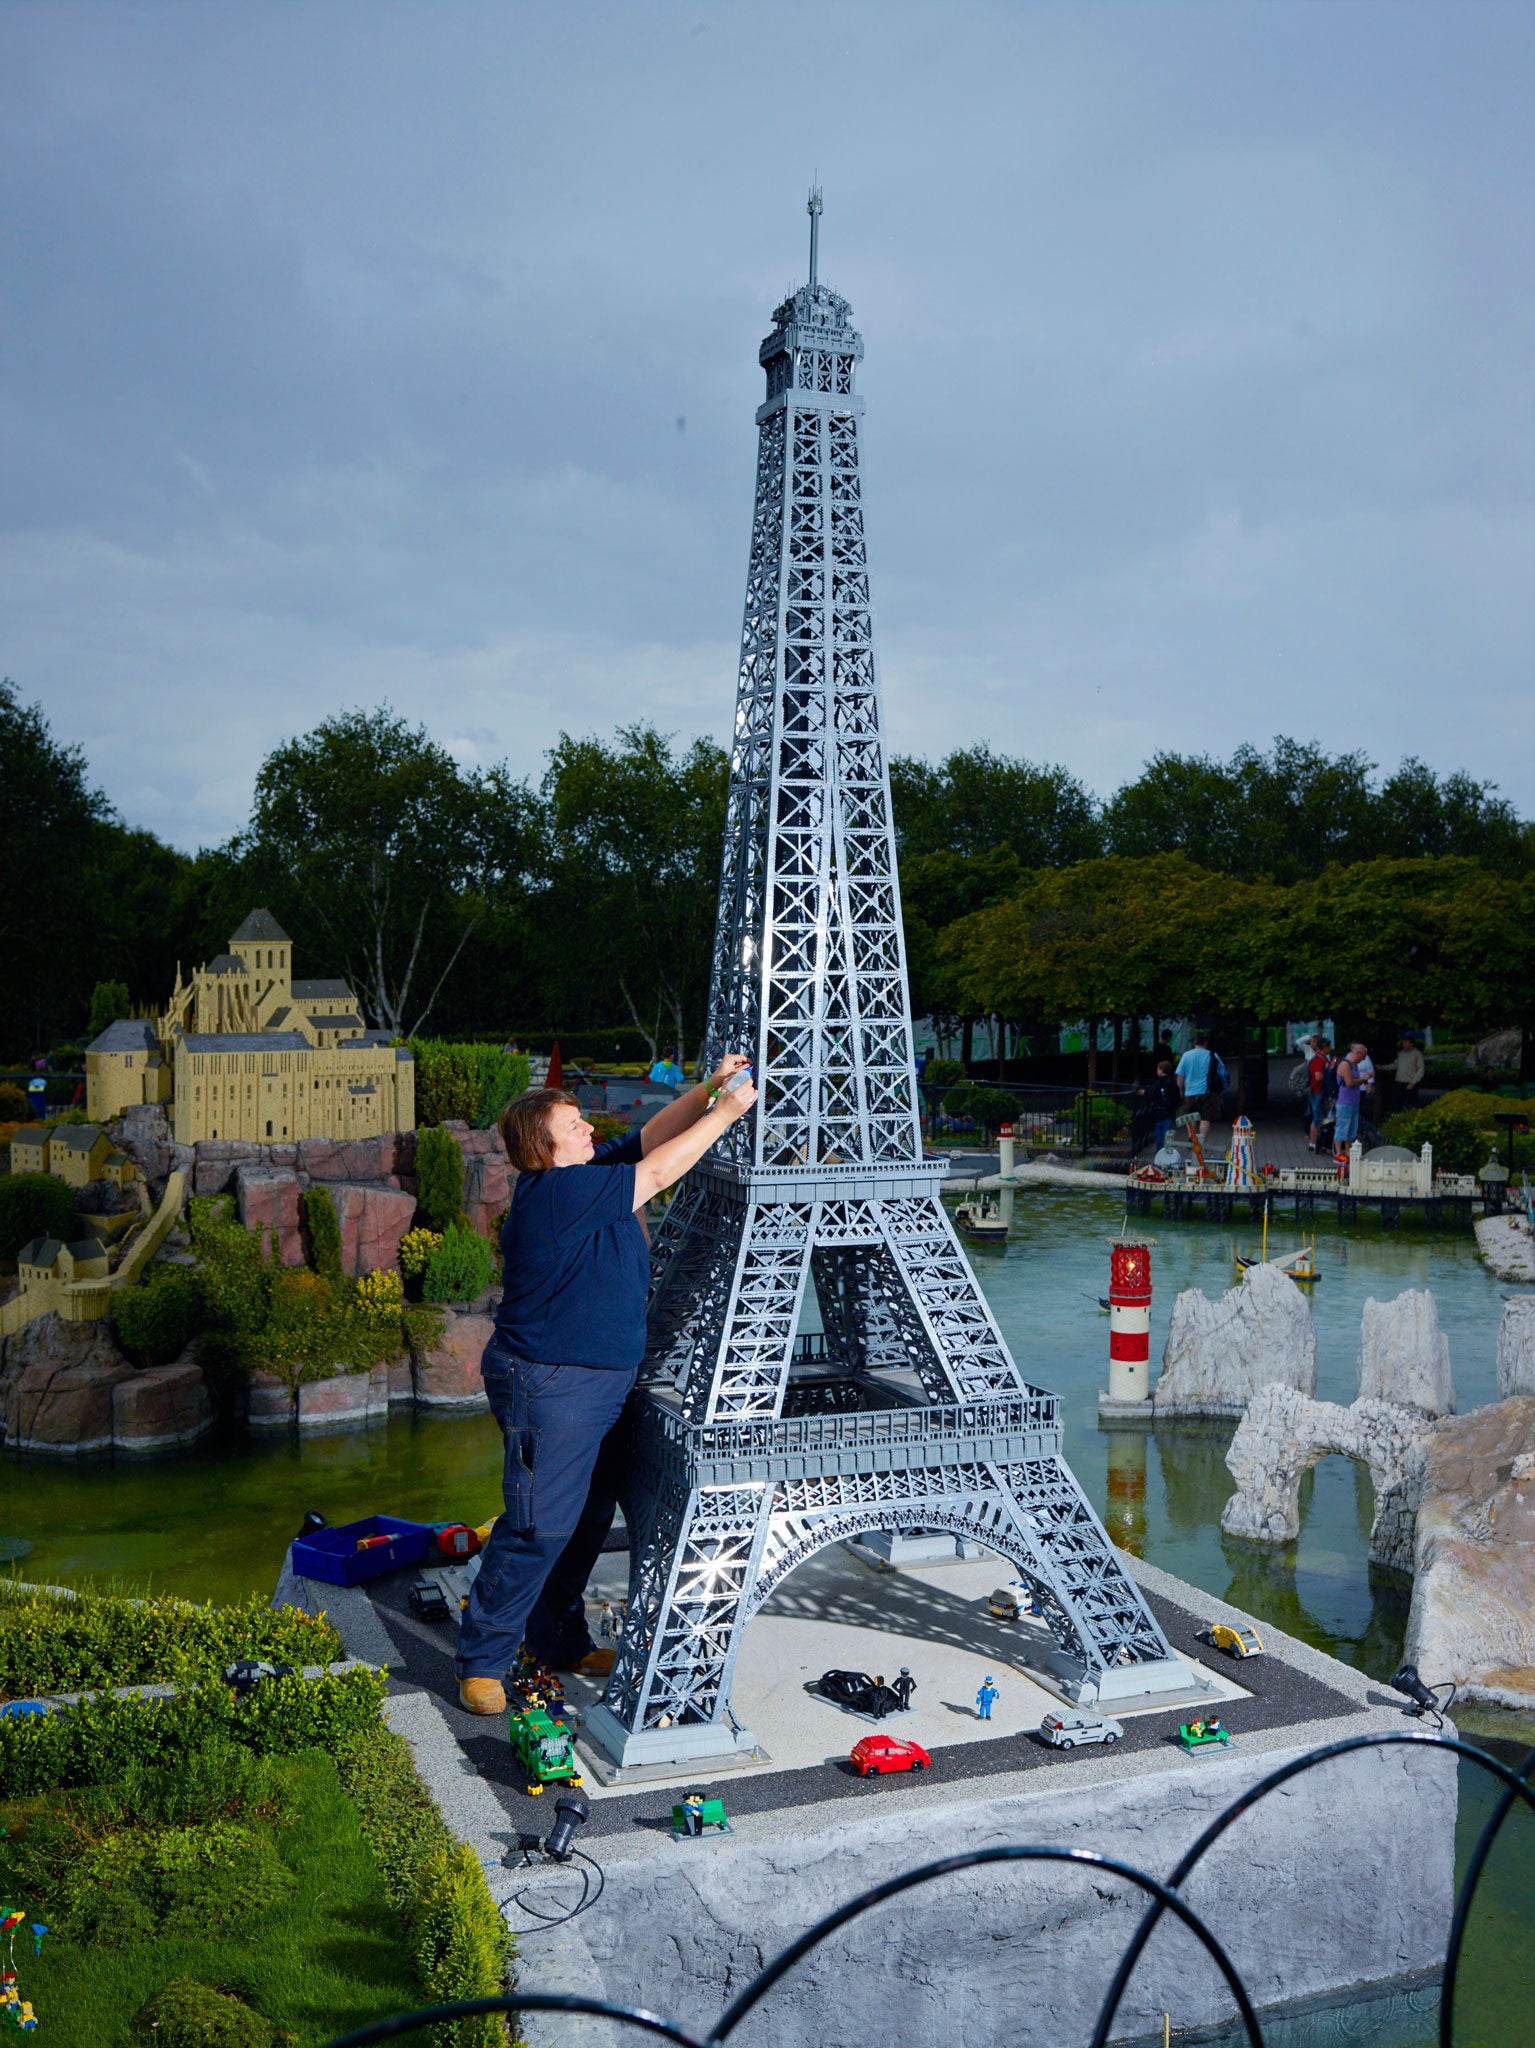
[3,679,1530,1071]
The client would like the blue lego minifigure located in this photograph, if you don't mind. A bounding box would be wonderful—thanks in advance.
[976,1675,999,1721]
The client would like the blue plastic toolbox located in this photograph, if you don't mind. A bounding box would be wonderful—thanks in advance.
[291,1514,432,1587]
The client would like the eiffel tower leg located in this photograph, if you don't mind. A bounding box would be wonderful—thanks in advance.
[585,1474,774,1768]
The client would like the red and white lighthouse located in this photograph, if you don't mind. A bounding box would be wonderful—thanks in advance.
[1107,1239,1153,1405]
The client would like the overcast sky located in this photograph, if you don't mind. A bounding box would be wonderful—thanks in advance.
[4,1,1532,850]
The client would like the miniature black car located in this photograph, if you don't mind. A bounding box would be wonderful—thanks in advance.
[815,1669,903,1719]
[224,1659,295,1697]
[408,1577,452,1624]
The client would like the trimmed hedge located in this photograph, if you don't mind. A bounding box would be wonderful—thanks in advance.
[0,1667,387,1794]
[301,1183,344,1281]
[1384,1088,1535,1175]
[334,1720,512,2048]
[0,1585,341,1700]
[411,1040,530,1130]
[422,1223,496,1305]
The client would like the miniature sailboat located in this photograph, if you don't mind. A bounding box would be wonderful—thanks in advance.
[1236,1206,1319,1283]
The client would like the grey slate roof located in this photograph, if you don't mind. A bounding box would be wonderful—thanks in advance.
[87,1018,159,1054]
[230,909,290,943]
[292,979,352,1000]
[266,1006,291,1027]
[67,1237,107,1261]
[310,1013,364,1032]
[10,1126,53,1147]
[17,1238,60,1266]
[181,1033,312,1053]
[205,954,248,975]
[56,1125,104,1150]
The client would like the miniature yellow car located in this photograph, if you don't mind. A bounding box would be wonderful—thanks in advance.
[1202,1621,1264,1659]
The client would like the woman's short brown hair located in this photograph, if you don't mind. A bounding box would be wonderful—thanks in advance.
[499,1088,580,1173]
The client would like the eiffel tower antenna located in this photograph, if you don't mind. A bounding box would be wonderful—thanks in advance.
[584,217,1188,1773]
[807,181,822,288]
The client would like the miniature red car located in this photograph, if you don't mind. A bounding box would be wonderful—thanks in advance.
[851,1733,931,1777]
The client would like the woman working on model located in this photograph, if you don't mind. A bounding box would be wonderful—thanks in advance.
[455,1054,756,1712]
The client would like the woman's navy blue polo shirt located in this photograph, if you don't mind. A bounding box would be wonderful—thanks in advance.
[492,1131,649,1368]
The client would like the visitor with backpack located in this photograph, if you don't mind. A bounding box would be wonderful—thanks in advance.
[1305,1036,1331,1153]
[1174,1032,1227,1142]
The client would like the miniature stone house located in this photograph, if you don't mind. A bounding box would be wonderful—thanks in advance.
[81,909,416,1146]
[15,1235,110,1285]
[6,1124,139,1190]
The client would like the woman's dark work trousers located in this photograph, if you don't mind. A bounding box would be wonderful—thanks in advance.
[455,1347,636,1681]
[524,1403,632,1666]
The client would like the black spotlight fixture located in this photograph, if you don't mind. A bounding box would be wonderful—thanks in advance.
[544,1791,591,1862]
[298,1510,328,1540]
[1391,1662,1454,1728]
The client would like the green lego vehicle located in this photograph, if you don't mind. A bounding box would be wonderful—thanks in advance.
[509,1705,585,1796]
[1178,1716,1231,1753]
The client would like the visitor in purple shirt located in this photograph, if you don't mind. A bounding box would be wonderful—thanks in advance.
[1334,1042,1369,1148]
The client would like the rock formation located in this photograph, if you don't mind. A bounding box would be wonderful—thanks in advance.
[410,1298,494,1411]
[111,1103,174,1183]
[1356,1289,1455,1415]
[296,1362,390,1430]
[1405,1395,1535,1700]
[1153,1261,1317,1417]
[1220,1383,1433,1571]
[1497,1298,1535,1398]
[235,1165,306,1266]
[0,1314,213,1455]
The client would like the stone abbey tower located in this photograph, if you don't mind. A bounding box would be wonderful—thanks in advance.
[585,199,1185,1770]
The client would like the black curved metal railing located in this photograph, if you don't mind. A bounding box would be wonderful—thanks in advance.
[320,1730,1535,2048]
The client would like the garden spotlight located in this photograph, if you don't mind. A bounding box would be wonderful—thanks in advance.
[1390,1663,1455,1729]
[544,1792,591,1862]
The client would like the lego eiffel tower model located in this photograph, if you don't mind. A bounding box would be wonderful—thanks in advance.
[584,196,1186,1771]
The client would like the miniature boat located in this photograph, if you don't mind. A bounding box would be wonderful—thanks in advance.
[954,1195,1009,1243]
[1236,1209,1319,1283]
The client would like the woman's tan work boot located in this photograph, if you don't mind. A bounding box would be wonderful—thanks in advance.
[459,1675,507,1714]
[563,1648,615,1678]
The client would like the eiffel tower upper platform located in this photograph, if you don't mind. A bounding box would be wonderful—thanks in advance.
[583,197,1186,1771]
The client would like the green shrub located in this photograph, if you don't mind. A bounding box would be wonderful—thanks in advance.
[58,1818,296,1946]
[132,1979,283,2048]
[965,1086,1020,1134]
[925,1057,967,1089]
[300,1184,344,1281]
[941,1083,978,1120]
[422,1223,496,1305]
[409,1844,513,2048]
[114,1262,203,1366]
[0,1079,32,1122]
[415,1124,465,1233]
[187,1196,273,1370]
[109,1733,293,1830]
[0,1170,78,1260]
[1384,1089,1535,1174]
[0,1667,387,1795]
[87,980,131,1040]
[0,1584,340,1700]
[411,1039,530,1129]
[333,1722,455,1908]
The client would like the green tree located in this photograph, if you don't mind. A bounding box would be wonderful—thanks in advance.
[0,1173,78,1259]
[535,724,728,1065]
[414,1126,464,1234]
[246,708,539,1038]
[891,747,1101,865]
[300,1186,344,1283]
[87,981,131,1040]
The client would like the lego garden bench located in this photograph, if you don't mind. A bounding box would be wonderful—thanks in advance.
[672,1795,731,1838]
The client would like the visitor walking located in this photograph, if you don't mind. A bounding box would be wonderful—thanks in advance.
[1174,1033,1227,1142]
[455,1056,757,1714]
[1149,1060,1180,1152]
[1333,1043,1369,1152]
[1386,1035,1426,1112]
[1305,1036,1330,1153]
[649,1048,685,1087]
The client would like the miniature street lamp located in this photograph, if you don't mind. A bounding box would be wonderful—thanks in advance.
[1106,1239,1153,1406]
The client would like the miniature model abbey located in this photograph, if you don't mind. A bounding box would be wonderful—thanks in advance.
[84,909,414,1144]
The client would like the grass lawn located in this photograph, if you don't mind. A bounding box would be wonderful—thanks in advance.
[7,1748,420,2046]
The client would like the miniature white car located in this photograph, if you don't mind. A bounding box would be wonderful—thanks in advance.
[988,1581,1041,1620]
[1038,1710,1125,1749]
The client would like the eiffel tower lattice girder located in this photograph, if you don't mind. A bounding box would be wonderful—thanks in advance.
[583,203,1185,1773]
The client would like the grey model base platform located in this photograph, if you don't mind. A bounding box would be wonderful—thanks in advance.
[275,1547,1458,2048]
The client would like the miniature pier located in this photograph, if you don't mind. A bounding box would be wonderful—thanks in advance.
[1125,1139,1485,1229]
